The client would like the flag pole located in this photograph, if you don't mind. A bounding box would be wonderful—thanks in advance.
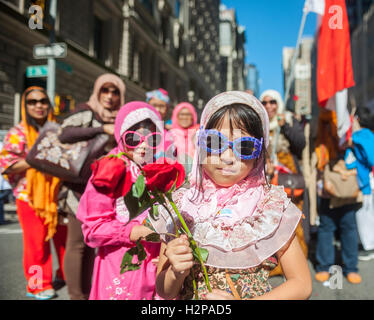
[271,5,310,163]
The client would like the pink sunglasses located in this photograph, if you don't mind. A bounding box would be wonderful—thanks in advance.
[121,131,162,149]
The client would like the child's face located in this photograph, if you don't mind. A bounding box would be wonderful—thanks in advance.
[201,114,256,187]
[122,127,157,166]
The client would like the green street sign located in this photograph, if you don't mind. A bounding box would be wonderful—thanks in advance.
[26,65,48,78]
[56,60,73,74]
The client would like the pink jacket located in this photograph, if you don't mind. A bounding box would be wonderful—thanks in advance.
[76,101,165,300]
[77,177,160,300]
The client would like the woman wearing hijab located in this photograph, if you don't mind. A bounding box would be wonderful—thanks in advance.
[314,108,362,284]
[0,87,66,300]
[145,88,177,160]
[259,89,308,277]
[146,88,172,130]
[169,102,199,176]
[58,73,126,300]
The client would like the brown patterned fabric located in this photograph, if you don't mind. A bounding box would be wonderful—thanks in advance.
[269,148,308,277]
[179,256,278,300]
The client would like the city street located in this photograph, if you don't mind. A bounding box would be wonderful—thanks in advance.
[1,205,373,300]
[0,0,374,303]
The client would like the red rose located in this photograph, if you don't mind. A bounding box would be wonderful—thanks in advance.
[91,156,132,198]
[142,159,185,193]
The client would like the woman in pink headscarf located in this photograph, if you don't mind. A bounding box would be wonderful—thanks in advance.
[169,102,199,175]
[58,73,126,300]
[76,101,166,300]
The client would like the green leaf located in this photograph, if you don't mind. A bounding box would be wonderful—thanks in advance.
[120,242,150,274]
[199,248,209,263]
[120,248,135,268]
[136,240,147,262]
[145,232,161,242]
[120,247,141,274]
[150,205,159,221]
[132,175,145,199]
[124,193,141,221]
[192,247,209,263]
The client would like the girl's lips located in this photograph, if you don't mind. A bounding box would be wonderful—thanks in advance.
[217,167,237,175]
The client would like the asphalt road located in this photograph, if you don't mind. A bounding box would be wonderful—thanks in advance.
[1,206,373,300]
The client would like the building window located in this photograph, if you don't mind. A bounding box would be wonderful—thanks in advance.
[220,22,231,47]
[93,15,109,62]
[161,17,169,48]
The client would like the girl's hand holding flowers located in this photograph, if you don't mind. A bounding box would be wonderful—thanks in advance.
[165,235,194,278]
[91,153,211,298]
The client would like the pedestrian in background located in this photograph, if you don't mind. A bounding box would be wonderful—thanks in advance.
[0,86,66,300]
[259,89,308,277]
[57,73,126,299]
[169,102,199,176]
[314,108,362,284]
[146,88,172,130]
[146,88,176,161]
[344,107,374,262]
[0,140,12,225]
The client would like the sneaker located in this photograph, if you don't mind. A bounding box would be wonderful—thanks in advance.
[26,288,57,300]
[358,250,374,261]
[53,276,65,290]
[346,273,362,284]
[315,271,330,282]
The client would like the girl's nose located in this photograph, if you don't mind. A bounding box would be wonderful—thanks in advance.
[138,140,147,149]
[219,147,235,165]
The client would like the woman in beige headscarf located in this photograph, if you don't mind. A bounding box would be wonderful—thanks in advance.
[259,89,308,277]
[58,73,126,299]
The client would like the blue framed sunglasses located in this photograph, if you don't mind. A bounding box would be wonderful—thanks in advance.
[198,129,263,160]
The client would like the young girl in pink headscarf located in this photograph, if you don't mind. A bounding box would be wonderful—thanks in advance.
[153,92,312,300]
[76,102,167,300]
[169,102,199,175]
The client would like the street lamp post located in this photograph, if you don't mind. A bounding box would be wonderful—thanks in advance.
[47,0,57,103]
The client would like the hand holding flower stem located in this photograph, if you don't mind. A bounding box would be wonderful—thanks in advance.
[105,152,211,298]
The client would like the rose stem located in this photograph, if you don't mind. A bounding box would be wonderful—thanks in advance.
[166,194,212,292]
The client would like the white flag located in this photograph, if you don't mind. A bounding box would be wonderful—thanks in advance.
[325,89,351,142]
[304,0,325,15]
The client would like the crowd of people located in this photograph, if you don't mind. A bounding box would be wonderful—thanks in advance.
[0,72,373,300]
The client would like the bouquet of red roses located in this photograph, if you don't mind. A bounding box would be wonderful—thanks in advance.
[90,153,211,298]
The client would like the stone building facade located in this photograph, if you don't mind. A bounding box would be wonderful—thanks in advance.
[0,0,224,130]
[282,37,314,116]
[350,2,374,111]
[219,5,246,92]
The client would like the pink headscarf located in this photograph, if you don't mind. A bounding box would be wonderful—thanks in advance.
[188,91,270,219]
[114,101,174,163]
[150,91,301,269]
[87,73,126,123]
[170,102,199,159]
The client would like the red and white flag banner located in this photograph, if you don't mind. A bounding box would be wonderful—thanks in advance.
[304,0,325,15]
[315,0,355,139]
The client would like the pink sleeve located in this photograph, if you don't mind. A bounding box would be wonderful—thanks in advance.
[0,125,27,174]
[76,177,141,248]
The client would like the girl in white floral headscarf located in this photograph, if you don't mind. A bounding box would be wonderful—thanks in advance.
[152,91,312,300]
